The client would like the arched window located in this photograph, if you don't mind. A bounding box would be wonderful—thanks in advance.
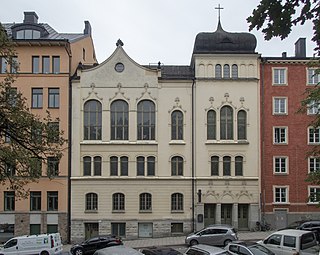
[84,100,102,140]
[110,156,118,176]
[147,156,155,176]
[232,64,238,78]
[112,193,125,211]
[86,193,98,210]
[215,64,222,78]
[120,156,128,176]
[171,110,183,140]
[137,100,155,140]
[223,64,230,78]
[235,156,243,176]
[207,110,216,140]
[237,110,247,140]
[137,156,145,176]
[93,156,101,176]
[111,100,129,140]
[171,156,183,176]
[171,193,183,211]
[83,156,91,176]
[211,156,219,176]
[220,106,233,140]
[223,156,231,176]
[139,193,152,211]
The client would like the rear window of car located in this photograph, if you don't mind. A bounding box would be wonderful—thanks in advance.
[301,232,317,250]
[283,236,296,248]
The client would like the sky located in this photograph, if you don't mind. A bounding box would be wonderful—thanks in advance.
[1,0,316,65]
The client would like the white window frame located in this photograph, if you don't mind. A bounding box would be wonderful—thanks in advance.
[273,156,288,174]
[308,127,320,144]
[273,127,288,144]
[307,100,320,115]
[273,186,289,204]
[308,157,320,173]
[273,68,287,85]
[307,68,320,85]
[308,186,320,204]
[273,97,287,115]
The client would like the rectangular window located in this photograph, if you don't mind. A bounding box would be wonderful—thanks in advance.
[309,157,320,173]
[309,187,320,203]
[273,68,287,85]
[5,163,15,176]
[274,187,288,203]
[274,157,288,173]
[48,88,60,108]
[147,157,155,176]
[52,56,60,74]
[30,224,41,235]
[42,56,50,73]
[47,157,59,176]
[309,127,320,144]
[47,224,58,233]
[307,100,320,115]
[48,122,59,143]
[308,69,319,85]
[137,157,145,176]
[0,57,7,73]
[30,191,41,211]
[47,191,58,211]
[32,56,40,73]
[111,223,126,238]
[171,223,183,233]
[10,57,18,73]
[273,98,287,114]
[32,88,43,108]
[4,191,15,211]
[274,127,287,144]
[110,157,118,176]
[120,157,128,176]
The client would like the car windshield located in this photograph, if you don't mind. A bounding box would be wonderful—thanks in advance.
[249,244,274,255]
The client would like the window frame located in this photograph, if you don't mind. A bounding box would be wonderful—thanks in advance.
[308,127,320,144]
[52,56,60,74]
[211,156,219,176]
[110,100,129,140]
[48,88,60,108]
[47,191,58,211]
[308,157,320,173]
[207,110,216,140]
[273,127,288,144]
[85,193,98,211]
[237,110,247,140]
[307,68,320,85]
[171,110,183,140]
[274,156,288,174]
[223,156,231,176]
[32,56,39,74]
[220,106,234,140]
[84,100,102,140]
[47,157,59,176]
[4,191,15,211]
[30,191,41,211]
[112,193,125,211]
[31,88,43,109]
[272,68,287,85]
[171,193,184,211]
[42,56,50,74]
[235,156,243,176]
[139,192,152,211]
[137,100,155,140]
[308,186,320,204]
[274,186,288,204]
[171,156,183,176]
[273,97,287,115]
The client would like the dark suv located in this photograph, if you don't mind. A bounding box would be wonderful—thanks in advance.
[70,235,123,255]
[285,220,320,241]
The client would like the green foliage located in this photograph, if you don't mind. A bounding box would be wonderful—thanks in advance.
[247,0,320,55]
[0,23,67,197]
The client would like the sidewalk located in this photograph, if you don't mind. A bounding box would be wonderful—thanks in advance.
[63,230,273,252]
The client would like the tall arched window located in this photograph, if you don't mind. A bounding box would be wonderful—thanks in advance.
[93,156,101,176]
[211,156,219,176]
[235,156,243,176]
[137,156,145,176]
[86,193,98,210]
[207,110,216,140]
[171,156,183,176]
[215,64,222,78]
[171,110,183,140]
[220,106,233,140]
[84,100,102,140]
[110,156,118,176]
[111,100,128,140]
[139,193,152,211]
[223,64,230,78]
[83,156,91,176]
[232,64,238,78]
[120,156,128,176]
[237,110,247,140]
[223,156,231,176]
[112,193,125,211]
[147,156,155,176]
[137,100,155,140]
[171,193,183,211]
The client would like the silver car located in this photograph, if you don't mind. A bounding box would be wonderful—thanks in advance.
[185,225,238,247]
[184,244,231,255]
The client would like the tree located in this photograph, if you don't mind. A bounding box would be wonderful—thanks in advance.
[0,23,67,197]
[247,0,320,56]
[248,0,320,203]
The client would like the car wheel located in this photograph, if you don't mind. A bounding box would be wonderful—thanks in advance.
[74,248,84,255]
[40,251,49,255]
[224,239,232,246]
[190,239,198,246]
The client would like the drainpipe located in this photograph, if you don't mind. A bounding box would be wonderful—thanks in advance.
[191,78,196,232]
[260,58,265,224]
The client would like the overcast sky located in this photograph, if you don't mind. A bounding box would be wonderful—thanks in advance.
[1,0,316,64]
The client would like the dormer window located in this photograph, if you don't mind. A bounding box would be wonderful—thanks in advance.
[11,23,48,40]
[16,29,41,39]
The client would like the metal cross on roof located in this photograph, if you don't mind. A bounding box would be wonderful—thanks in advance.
[215,4,224,22]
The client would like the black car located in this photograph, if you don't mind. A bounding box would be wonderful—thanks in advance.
[70,235,123,255]
[284,220,320,241]
[139,246,182,255]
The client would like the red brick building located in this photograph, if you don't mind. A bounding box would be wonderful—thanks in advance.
[260,38,320,229]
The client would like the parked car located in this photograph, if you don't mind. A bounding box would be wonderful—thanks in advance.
[185,224,238,247]
[282,220,320,241]
[184,244,231,255]
[93,245,143,255]
[70,235,123,255]
[139,246,182,254]
[225,241,275,255]
[257,229,320,255]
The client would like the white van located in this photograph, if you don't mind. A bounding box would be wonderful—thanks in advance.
[0,233,63,255]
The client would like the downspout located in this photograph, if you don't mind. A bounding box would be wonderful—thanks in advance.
[260,58,265,223]
[191,78,196,232]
